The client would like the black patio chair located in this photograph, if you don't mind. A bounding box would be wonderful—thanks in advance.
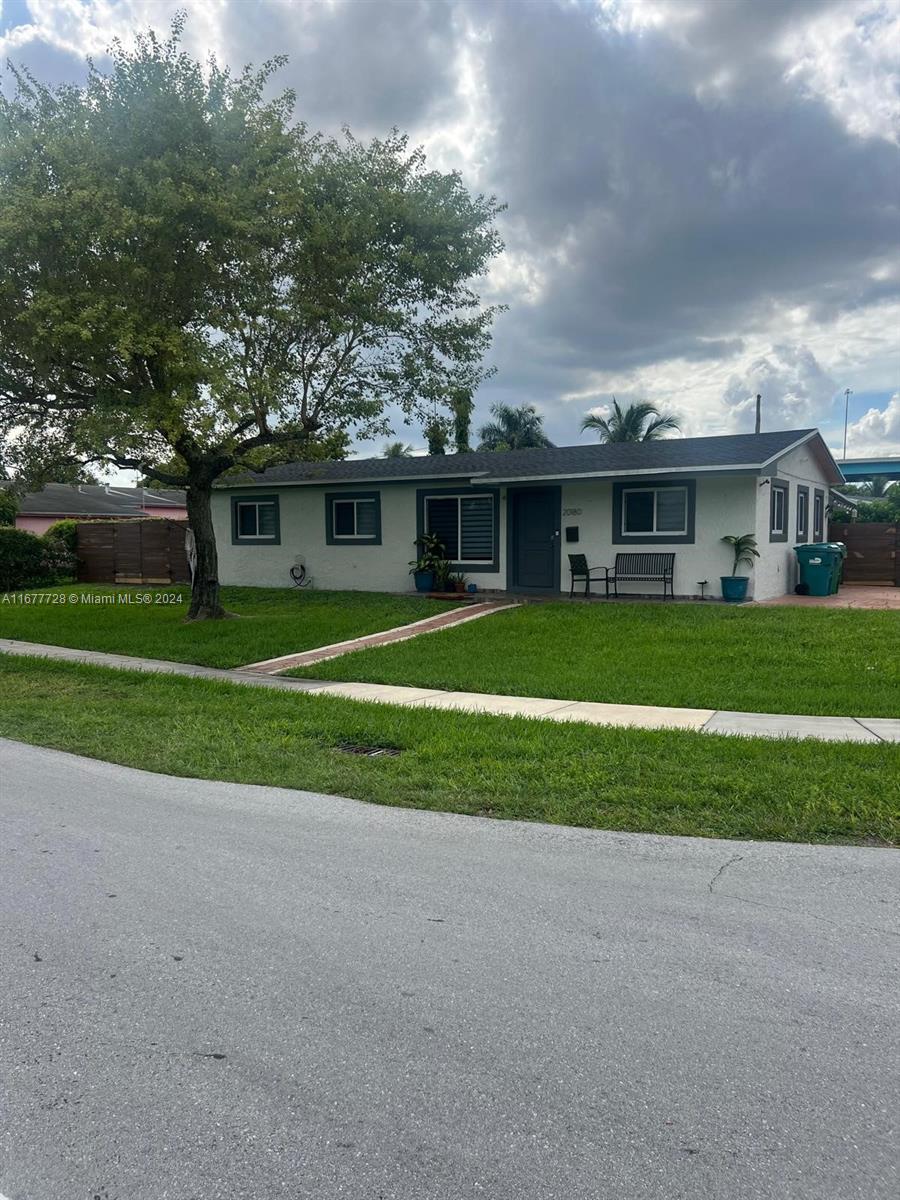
[568,553,607,598]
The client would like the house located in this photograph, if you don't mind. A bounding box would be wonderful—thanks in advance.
[13,484,187,535]
[212,429,844,601]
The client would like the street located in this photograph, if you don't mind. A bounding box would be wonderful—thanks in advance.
[1,737,897,1199]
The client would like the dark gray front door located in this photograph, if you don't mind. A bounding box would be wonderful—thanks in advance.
[511,488,560,590]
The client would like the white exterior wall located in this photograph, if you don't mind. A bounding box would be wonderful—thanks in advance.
[212,483,508,593]
[752,444,833,600]
[213,446,834,600]
[558,474,758,598]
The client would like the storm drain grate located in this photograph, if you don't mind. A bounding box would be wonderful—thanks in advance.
[336,742,402,758]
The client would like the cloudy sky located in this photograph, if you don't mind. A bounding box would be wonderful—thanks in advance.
[2,0,898,462]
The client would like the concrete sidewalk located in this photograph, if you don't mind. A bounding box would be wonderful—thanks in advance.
[3,637,898,744]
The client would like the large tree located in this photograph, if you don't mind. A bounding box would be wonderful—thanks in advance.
[477,402,553,451]
[581,399,680,442]
[0,21,503,617]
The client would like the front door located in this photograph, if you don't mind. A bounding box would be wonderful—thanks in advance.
[510,488,560,591]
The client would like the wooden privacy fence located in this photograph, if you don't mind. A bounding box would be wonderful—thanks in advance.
[829,521,899,586]
[76,520,191,585]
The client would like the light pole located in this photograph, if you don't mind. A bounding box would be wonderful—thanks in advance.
[842,388,852,461]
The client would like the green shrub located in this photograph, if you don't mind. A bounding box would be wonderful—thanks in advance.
[0,527,76,590]
[0,489,18,526]
[44,518,79,554]
[0,527,47,590]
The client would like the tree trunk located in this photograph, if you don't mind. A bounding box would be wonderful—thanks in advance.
[185,481,226,620]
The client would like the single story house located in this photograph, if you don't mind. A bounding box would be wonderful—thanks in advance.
[12,484,188,535]
[212,428,844,601]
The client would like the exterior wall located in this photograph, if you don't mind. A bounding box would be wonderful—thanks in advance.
[752,444,833,600]
[559,474,758,598]
[213,483,509,592]
[16,515,57,535]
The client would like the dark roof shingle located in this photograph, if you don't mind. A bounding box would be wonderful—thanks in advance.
[219,429,826,488]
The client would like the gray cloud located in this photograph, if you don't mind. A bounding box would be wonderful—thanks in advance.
[2,0,898,452]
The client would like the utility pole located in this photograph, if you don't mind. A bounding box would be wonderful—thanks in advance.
[754,394,761,435]
[842,388,852,460]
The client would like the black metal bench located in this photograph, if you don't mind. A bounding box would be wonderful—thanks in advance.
[605,552,675,599]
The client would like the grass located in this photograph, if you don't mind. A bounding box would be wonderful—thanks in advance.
[292,601,900,718]
[0,585,458,669]
[1,654,897,845]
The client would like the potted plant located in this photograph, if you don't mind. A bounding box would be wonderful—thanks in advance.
[433,557,452,592]
[720,533,759,603]
[408,533,444,593]
[451,571,467,593]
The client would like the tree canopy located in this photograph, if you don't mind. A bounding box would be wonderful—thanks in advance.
[581,399,680,443]
[0,19,503,615]
[477,402,554,451]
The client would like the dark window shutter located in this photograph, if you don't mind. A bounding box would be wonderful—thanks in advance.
[426,497,459,558]
[460,496,494,560]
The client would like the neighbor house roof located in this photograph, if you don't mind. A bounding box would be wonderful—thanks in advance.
[13,483,187,517]
[219,429,843,489]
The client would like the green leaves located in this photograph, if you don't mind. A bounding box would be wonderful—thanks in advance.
[721,533,760,575]
[0,21,503,485]
[581,399,681,443]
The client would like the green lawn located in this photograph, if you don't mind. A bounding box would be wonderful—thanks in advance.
[292,601,900,718]
[0,655,897,845]
[0,585,458,669]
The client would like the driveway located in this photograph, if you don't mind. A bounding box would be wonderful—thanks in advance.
[1,738,897,1200]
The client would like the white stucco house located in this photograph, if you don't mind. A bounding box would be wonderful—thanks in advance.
[212,428,844,601]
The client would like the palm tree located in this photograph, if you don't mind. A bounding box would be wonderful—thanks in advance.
[581,398,680,443]
[382,441,414,458]
[477,403,554,451]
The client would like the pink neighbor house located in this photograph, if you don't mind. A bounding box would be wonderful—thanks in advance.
[12,484,187,535]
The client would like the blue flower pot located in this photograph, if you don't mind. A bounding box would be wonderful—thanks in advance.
[414,570,435,593]
[721,575,749,603]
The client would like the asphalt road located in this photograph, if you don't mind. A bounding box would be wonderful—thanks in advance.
[1,739,897,1200]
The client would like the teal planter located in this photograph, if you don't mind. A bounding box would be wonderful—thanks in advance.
[413,570,435,593]
[721,575,749,603]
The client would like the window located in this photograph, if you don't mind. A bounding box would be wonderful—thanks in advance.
[769,479,789,542]
[813,489,825,541]
[416,487,499,572]
[231,495,280,544]
[796,486,809,542]
[425,494,494,562]
[325,492,381,545]
[612,480,695,544]
[333,498,376,538]
[622,486,687,535]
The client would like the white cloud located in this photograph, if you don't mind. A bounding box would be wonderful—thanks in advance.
[843,394,900,456]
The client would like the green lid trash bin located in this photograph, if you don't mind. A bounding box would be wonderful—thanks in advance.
[825,541,847,591]
[795,543,842,596]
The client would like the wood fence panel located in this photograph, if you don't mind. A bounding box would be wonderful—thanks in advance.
[829,521,899,586]
[75,520,191,585]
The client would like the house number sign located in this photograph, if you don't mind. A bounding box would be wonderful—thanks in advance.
[562,507,582,516]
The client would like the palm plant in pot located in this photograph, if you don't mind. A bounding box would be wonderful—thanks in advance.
[720,534,759,603]
[408,533,445,593]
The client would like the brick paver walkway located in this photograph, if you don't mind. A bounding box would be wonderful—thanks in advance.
[759,585,900,609]
[240,601,520,673]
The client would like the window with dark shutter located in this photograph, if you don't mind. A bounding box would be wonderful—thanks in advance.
[424,494,495,563]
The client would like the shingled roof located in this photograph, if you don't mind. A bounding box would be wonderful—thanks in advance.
[220,429,841,488]
[14,483,186,517]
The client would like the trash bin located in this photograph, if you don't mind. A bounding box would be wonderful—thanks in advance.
[826,542,847,591]
[795,543,842,596]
